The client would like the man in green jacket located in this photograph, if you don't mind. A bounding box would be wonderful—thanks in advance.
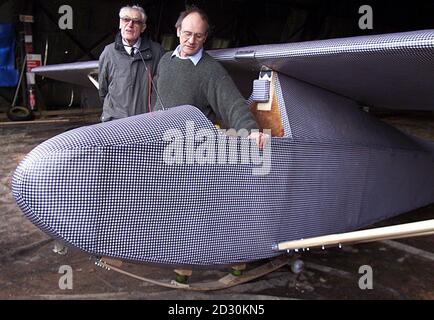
[156,6,268,148]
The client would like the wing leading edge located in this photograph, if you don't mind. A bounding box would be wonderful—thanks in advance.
[32,29,434,110]
[32,60,98,88]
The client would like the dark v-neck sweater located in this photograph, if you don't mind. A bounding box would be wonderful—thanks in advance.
[156,52,258,132]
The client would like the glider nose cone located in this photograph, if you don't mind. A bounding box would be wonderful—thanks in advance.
[11,150,48,227]
[12,139,65,219]
[11,133,104,242]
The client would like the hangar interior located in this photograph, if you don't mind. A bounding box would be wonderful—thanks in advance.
[1,0,434,300]
[1,0,434,116]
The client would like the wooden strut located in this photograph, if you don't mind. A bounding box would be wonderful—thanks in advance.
[276,219,434,251]
[96,254,291,291]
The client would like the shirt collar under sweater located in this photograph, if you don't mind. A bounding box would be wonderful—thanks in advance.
[171,45,203,66]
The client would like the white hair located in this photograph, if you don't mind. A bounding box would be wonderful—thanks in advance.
[119,5,147,23]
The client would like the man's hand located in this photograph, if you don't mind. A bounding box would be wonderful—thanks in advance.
[248,132,270,149]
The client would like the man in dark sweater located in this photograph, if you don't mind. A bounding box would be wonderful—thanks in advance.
[156,6,268,148]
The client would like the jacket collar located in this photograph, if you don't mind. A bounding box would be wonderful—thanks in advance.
[114,32,152,59]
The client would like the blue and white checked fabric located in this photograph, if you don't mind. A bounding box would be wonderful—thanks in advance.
[13,92,434,266]
[250,79,270,102]
[13,30,434,266]
[210,30,434,111]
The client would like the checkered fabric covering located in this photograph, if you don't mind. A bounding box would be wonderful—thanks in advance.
[250,79,270,102]
[32,30,434,111]
[13,30,434,266]
[12,76,434,266]
[211,29,434,111]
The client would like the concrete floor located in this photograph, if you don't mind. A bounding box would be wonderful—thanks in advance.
[1,113,433,300]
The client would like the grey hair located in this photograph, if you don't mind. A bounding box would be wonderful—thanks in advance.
[119,5,147,23]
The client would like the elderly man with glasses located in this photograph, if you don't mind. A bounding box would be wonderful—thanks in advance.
[156,6,268,148]
[98,5,165,122]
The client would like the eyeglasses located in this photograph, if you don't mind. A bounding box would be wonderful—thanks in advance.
[120,17,143,26]
[180,30,206,41]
